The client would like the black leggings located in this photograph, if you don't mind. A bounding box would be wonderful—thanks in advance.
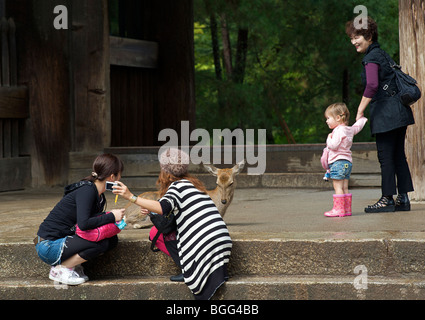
[61,235,118,262]
[375,126,414,196]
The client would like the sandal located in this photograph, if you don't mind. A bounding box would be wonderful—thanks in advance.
[364,196,395,213]
[395,193,410,211]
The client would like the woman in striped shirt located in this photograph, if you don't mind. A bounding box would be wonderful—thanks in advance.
[114,148,232,300]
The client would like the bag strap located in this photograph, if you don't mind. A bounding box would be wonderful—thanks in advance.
[148,212,168,252]
[376,49,398,93]
[150,229,161,252]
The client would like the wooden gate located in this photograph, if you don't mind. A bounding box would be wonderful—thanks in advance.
[0,17,30,191]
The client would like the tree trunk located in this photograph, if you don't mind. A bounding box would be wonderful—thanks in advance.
[399,0,425,200]
[220,13,233,80]
[234,28,248,84]
[267,88,295,144]
[209,13,222,81]
[342,68,349,105]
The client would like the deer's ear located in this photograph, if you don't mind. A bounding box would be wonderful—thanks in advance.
[233,159,245,174]
[203,163,218,176]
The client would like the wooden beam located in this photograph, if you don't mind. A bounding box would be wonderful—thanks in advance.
[0,86,28,118]
[110,36,158,68]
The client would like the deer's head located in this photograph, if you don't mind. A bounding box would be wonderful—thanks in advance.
[203,160,245,204]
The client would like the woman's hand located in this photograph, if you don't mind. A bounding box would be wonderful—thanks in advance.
[111,208,125,222]
[356,111,364,121]
[113,181,163,214]
[356,96,371,121]
[113,181,133,201]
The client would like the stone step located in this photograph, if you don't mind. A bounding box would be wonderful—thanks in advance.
[68,143,380,189]
[2,274,425,300]
[3,237,425,281]
[119,172,380,190]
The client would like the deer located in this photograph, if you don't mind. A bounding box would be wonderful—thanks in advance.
[124,159,245,229]
[203,159,245,217]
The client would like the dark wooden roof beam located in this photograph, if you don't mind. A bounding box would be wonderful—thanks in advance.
[109,36,158,69]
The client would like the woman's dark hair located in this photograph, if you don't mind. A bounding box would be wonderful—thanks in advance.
[345,16,378,42]
[83,153,124,182]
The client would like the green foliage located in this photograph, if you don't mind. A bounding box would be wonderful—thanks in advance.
[194,0,399,144]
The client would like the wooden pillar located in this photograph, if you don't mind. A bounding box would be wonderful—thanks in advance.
[7,0,71,186]
[399,0,425,200]
[71,0,110,152]
[8,0,110,186]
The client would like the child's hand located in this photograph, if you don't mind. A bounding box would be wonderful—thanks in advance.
[140,208,149,215]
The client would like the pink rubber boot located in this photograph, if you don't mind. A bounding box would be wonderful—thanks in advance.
[324,194,346,217]
[344,194,352,216]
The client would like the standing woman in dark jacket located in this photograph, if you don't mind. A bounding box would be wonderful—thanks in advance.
[346,17,415,213]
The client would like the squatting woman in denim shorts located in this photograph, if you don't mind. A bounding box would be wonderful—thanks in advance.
[34,154,125,286]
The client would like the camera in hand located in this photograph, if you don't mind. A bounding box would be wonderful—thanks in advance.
[106,181,118,191]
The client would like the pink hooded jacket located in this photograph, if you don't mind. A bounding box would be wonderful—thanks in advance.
[321,117,368,168]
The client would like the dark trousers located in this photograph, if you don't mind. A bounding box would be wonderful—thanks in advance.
[375,126,414,196]
[61,235,118,262]
[165,239,182,269]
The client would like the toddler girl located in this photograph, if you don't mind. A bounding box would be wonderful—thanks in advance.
[321,102,368,217]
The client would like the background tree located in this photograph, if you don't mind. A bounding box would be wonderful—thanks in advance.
[194,0,399,144]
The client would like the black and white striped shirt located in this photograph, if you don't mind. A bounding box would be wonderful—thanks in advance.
[160,179,232,297]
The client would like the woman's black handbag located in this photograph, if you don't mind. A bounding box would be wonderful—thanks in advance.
[391,64,421,106]
[148,210,177,252]
[381,52,421,106]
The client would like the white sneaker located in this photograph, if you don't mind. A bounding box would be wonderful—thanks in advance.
[74,264,89,281]
[49,266,61,282]
[50,266,85,286]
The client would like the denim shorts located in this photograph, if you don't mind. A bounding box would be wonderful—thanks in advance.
[329,160,352,180]
[35,236,68,266]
